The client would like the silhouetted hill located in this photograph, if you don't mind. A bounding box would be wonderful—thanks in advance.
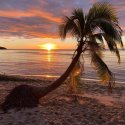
[0,46,7,49]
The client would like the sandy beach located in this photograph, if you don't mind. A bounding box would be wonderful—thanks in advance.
[0,75,125,125]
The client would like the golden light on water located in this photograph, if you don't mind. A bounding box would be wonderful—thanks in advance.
[47,54,52,62]
[39,43,57,51]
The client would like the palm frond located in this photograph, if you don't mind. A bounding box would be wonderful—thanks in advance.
[87,36,104,51]
[59,16,80,39]
[90,18,123,61]
[87,2,118,24]
[103,35,121,63]
[85,2,123,46]
[93,19,121,41]
[59,8,86,40]
[91,51,114,85]
[72,8,85,36]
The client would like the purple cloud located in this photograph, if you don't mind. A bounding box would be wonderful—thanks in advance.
[0,0,124,38]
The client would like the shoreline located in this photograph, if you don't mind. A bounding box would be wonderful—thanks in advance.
[0,74,125,124]
[0,73,125,84]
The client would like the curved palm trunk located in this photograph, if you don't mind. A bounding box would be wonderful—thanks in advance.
[1,42,84,112]
[37,42,84,98]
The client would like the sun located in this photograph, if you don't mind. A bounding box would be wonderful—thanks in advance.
[39,43,57,51]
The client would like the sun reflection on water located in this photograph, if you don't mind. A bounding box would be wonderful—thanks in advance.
[47,50,52,62]
[47,54,52,62]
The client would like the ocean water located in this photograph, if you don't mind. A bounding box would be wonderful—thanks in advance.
[0,49,124,83]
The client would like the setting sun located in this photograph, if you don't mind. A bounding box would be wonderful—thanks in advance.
[39,43,57,50]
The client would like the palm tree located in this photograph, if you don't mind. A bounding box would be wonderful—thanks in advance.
[2,2,123,111]
[38,2,123,95]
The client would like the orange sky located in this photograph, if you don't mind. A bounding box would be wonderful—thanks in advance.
[0,0,125,49]
[0,37,77,50]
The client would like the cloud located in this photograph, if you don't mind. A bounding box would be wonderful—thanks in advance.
[0,16,58,38]
[0,9,61,23]
[0,0,124,38]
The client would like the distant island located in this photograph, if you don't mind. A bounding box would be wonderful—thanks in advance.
[0,46,7,49]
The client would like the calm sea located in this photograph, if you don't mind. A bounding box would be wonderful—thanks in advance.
[0,49,124,83]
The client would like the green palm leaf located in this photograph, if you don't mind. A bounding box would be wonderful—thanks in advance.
[103,35,121,63]
[92,19,122,43]
[87,2,118,24]
[59,16,80,39]
[91,51,114,85]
